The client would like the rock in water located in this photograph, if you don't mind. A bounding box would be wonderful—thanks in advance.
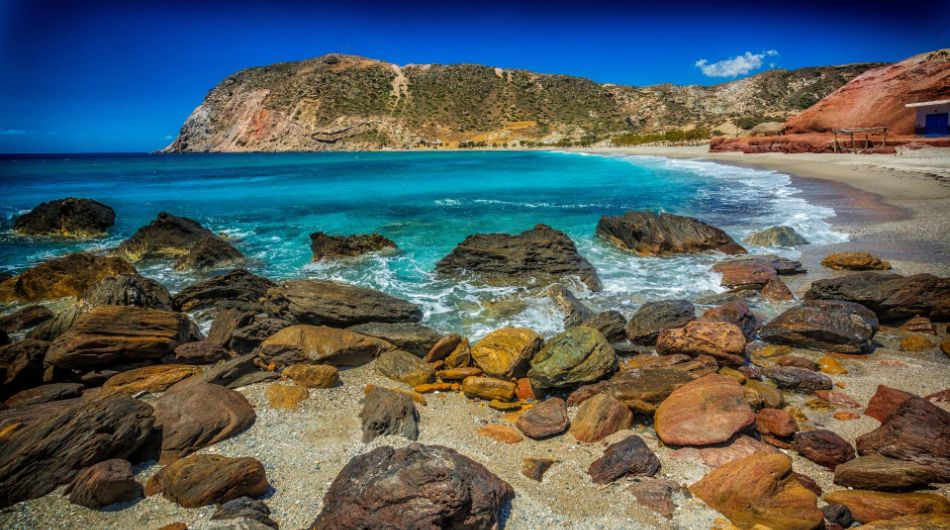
[821,252,891,271]
[569,393,633,443]
[656,320,747,366]
[470,327,542,378]
[360,386,419,442]
[547,284,596,328]
[744,226,809,247]
[625,300,695,345]
[435,224,602,291]
[712,258,778,289]
[173,269,276,312]
[527,326,616,389]
[0,305,54,334]
[834,454,942,490]
[310,443,514,530]
[0,394,154,508]
[0,253,136,303]
[804,272,950,321]
[309,232,397,261]
[628,479,681,519]
[596,211,746,256]
[855,397,950,481]
[82,273,174,310]
[792,429,855,468]
[64,459,143,509]
[689,453,823,530]
[759,300,878,353]
[259,325,395,368]
[375,349,434,386]
[587,435,660,484]
[654,374,755,446]
[262,279,422,326]
[823,490,950,524]
[516,397,569,439]
[347,322,441,357]
[116,211,243,268]
[13,197,115,238]
[174,236,245,271]
[150,453,268,508]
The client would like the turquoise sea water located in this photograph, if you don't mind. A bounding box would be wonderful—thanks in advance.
[0,151,846,337]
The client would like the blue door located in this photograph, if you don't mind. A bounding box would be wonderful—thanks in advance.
[925,113,949,137]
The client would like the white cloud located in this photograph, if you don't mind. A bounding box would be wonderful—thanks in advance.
[695,50,778,78]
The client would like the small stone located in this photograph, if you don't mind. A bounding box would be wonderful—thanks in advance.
[792,429,855,468]
[774,354,819,371]
[212,496,277,528]
[587,435,660,484]
[900,334,932,352]
[834,411,860,420]
[815,390,861,408]
[756,408,798,438]
[477,424,523,444]
[265,383,308,410]
[941,338,950,357]
[360,386,418,442]
[462,376,516,401]
[435,366,481,380]
[487,399,523,411]
[569,393,633,443]
[64,459,143,509]
[470,327,542,378]
[899,315,935,335]
[515,398,569,439]
[823,490,950,524]
[282,364,339,388]
[521,457,555,481]
[745,379,784,409]
[515,378,536,401]
[760,277,794,301]
[821,503,854,528]
[834,454,942,490]
[764,366,832,392]
[818,356,847,375]
[414,382,456,394]
[376,349,434,386]
[744,226,809,247]
[628,479,680,519]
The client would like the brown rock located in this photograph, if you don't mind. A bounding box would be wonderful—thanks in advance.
[150,453,268,508]
[745,379,784,409]
[596,211,746,257]
[804,271,950,322]
[865,385,915,421]
[760,277,794,301]
[347,321,441,357]
[689,453,823,530]
[834,454,943,490]
[265,383,309,410]
[0,253,135,303]
[818,356,848,375]
[756,408,799,438]
[173,341,228,364]
[900,334,933,352]
[282,364,339,388]
[712,258,777,289]
[13,197,115,238]
[360,386,418,442]
[569,393,633,443]
[764,366,832,392]
[0,305,54,334]
[900,315,935,335]
[774,354,819,371]
[625,300,696,345]
[0,339,49,400]
[694,435,780,468]
[628,479,681,519]
[477,424,523,444]
[792,429,855,468]
[856,397,950,480]
[515,378,536,401]
[701,299,758,340]
[4,382,83,408]
[462,376,516,401]
[657,320,747,366]
[376,349,434,386]
[436,366,481,380]
[173,269,274,312]
[587,435,660,484]
[443,337,471,368]
[568,367,693,413]
[424,333,462,362]
[941,338,950,357]
[581,310,627,344]
[309,232,397,261]
[82,273,174,310]
[101,364,201,395]
[821,252,891,271]
[470,327,542,378]
[654,374,755,446]
[414,382,456,393]
[522,457,555,481]
[815,390,861,408]
[823,490,950,524]
[515,397,569,439]
[858,513,950,529]
[262,278,422,327]
[760,299,879,353]
[64,459,142,509]
[258,324,395,368]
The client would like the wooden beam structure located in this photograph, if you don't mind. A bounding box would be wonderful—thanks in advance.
[831,127,888,153]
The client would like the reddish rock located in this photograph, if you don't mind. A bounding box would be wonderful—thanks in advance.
[628,479,681,519]
[587,435,660,484]
[656,320,747,366]
[514,378,536,401]
[759,300,879,353]
[654,374,755,446]
[823,490,950,524]
[694,435,780,468]
[625,299,695,345]
[793,429,855,468]
[477,425,523,444]
[424,333,462,362]
[64,459,142,509]
[149,453,268,508]
[569,393,633,443]
[700,299,759,340]
[774,354,819,371]
[756,408,799,438]
[899,315,935,335]
[821,252,891,271]
[865,385,915,421]
[856,397,950,480]
[711,258,776,288]
[764,366,832,392]
[815,390,861,408]
[515,397,568,439]
[760,277,794,301]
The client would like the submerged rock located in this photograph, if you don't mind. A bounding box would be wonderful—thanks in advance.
[764,366,832,392]
[0,253,136,303]
[309,232,397,261]
[625,299,695,345]
[14,197,115,238]
[759,299,878,353]
[262,279,422,327]
[744,226,809,247]
[116,211,244,271]
[821,251,891,271]
[596,211,746,256]
[793,429,855,468]
[527,326,616,389]
[804,272,950,321]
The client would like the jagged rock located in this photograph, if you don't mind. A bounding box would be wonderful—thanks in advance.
[376,349,434,386]
[822,503,854,528]
[470,327,542,378]
[701,299,758,340]
[461,376,516,401]
[864,384,914,421]
[764,366,832,392]
[625,300,695,345]
[13,197,115,238]
[744,226,809,247]
[628,479,681,519]
[0,305,53,334]
[834,454,943,490]
[101,365,201,396]
[568,367,693,413]
[360,386,419,442]
[547,284,596,327]
[821,252,891,271]
[309,232,397,261]
[175,341,229,364]
[0,394,154,508]
[174,237,244,271]
[208,301,289,355]
[0,253,136,303]
[689,453,823,530]
[522,457,555,482]
[212,497,278,528]
[569,393,633,443]
[26,305,83,341]
[527,326,616,389]
[823,490,950,524]
[759,300,878,353]
[0,339,49,400]
[424,334,462,362]
[45,306,199,370]
[515,397,569,439]
[282,364,339,388]
[756,408,799,438]
[4,382,84,407]
[115,212,243,270]
[793,429,855,468]
[347,322,441,357]
[64,459,142,509]
[259,324,395,368]
[656,320,747,366]
[580,310,627,344]
[174,270,276,312]
[712,258,777,289]
[587,435,660,484]
[82,273,174,311]
[435,224,602,291]
[149,453,268,508]
[596,211,745,256]
[152,382,255,463]
[855,397,950,481]
[654,374,755,446]
[804,272,950,321]
[760,277,795,302]
[262,279,421,326]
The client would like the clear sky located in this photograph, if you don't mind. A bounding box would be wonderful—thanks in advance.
[0,0,946,153]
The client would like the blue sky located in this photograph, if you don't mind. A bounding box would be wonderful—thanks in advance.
[0,0,946,153]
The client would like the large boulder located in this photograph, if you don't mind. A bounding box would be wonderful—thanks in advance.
[435,224,602,291]
[149,453,268,508]
[64,459,143,509]
[174,269,276,312]
[310,443,514,530]
[804,272,950,322]
[656,320,747,366]
[744,226,809,247]
[347,322,441,357]
[625,300,695,345]
[309,232,397,261]
[595,211,745,256]
[654,374,755,446]
[45,306,199,370]
[526,326,617,389]
[759,300,878,353]
[855,397,950,481]
[258,325,395,368]
[174,236,244,271]
[470,327,542,378]
[0,394,154,508]
[82,273,174,310]
[115,212,244,271]
[0,253,136,303]
[262,279,422,327]
[0,339,49,400]
[13,197,115,238]
[208,301,290,355]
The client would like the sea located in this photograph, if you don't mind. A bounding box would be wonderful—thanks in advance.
[0,151,847,338]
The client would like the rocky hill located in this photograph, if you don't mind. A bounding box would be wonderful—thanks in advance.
[164,54,878,152]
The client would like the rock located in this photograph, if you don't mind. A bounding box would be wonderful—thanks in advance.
[184,353,258,388]
[309,232,397,261]
[262,279,422,327]
[174,270,276,312]
[745,379,784,409]
[689,453,823,530]
[175,341,229,364]
[14,197,115,238]
[100,365,201,396]
[792,429,855,468]
[0,339,49,400]
[360,386,418,442]
[310,443,513,530]
[864,384,915,421]
[804,272,950,322]
[259,324,395,368]
[347,322,441,357]
[461,376,516,401]
[25,305,83,341]
[764,366,832,392]
[656,320,747,366]
[654,374,755,446]
[4,382,84,407]
[822,503,854,528]
[265,383,309,410]
[116,211,241,264]
[756,408,798,438]
[774,354,820,371]
[443,337,471,368]
[625,300,695,345]
[569,367,693,413]
[821,252,891,271]
[282,364,339,388]
[152,382,255,463]
[569,393,633,443]
[82,273,174,310]
[212,497,278,528]
[64,459,142,509]
[0,305,54,334]
[759,300,878,353]
[587,435,660,484]
[691,434,780,468]
[712,258,777,289]
[435,224,602,290]
[580,310,627,344]
[855,397,950,480]
[823,490,950,524]
[515,397,569,439]
[628,479,680,519]
[173,237,244,271]
[376,349,434,386]
[470,327,542,378]
[900,334,933,352]
[701,299,758,340]
[547,284,596,327]
[0,253,136,303]
[818,356,848,375]
[900,315,935,335]
[760,277,794,302]
[150,453,268,508]
[527,326,617,389]
[436,366,481,380]
[0,394,154,508]
[208,301,289,355]
[522,457,555,481]
[477,424,523,444]
[858,514,950,529]
[744,226,809,247]
[424,334,462,362]
[834,454,942,490]
[45,306,198,370]
[596,211,745,256]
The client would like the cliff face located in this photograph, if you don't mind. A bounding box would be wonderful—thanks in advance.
[164,54,877,152]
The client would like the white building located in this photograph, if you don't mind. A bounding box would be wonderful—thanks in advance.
[906,99,949,137]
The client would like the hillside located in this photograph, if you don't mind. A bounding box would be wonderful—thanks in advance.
[164,54,878,152]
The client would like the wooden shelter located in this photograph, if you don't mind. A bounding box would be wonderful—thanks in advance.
[832,127,888,153]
